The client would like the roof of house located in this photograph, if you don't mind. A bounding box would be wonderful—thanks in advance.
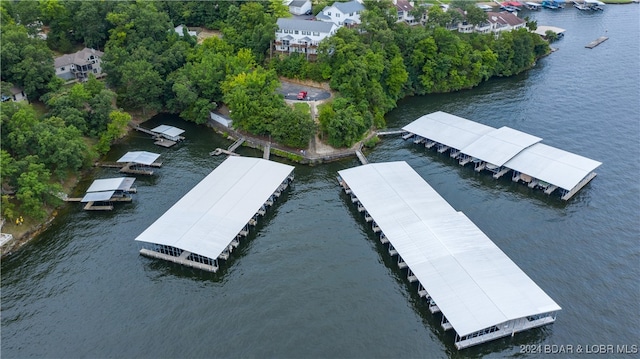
[54,48,104,68]
[277,18,337,33]
[333,0,365,14]
[289,0,309,7]
[395,0,414,12]
[487,11,526,26]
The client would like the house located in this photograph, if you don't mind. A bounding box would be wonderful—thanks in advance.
[1,86,27,103]
[394,0,422,25]
[287,0,312,15]
[316,0,365,27]
[485,11,527,32]
[54,48,104,82]
[174,25,197,37]
[274,18,338,59]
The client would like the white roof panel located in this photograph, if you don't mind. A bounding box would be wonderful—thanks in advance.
[134,157,294,261]
[81,191,115,202]
[504,143,602,190]
[402,111,495,150]
[117,151,160,165]
[86,177,135,193]
[461,127,542,166]
[338,162,560,336]
[151,125,185,137]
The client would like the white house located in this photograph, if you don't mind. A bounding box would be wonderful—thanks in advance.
[274,18,338,59]
[287,0,312,15]
[54,48,104,82]
[394,0,421,25]
[174,25,197,37]
[485,12,527,32]
[316,0,365,27]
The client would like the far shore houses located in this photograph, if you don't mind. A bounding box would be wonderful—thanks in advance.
[276,1,528,60]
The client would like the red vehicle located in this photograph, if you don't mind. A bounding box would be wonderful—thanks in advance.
[297,91,308,100]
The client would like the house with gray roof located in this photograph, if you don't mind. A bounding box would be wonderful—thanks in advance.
[274,18,338,60]
[54,48,104,82]
[287,0,312,15]
[316,0,364,27]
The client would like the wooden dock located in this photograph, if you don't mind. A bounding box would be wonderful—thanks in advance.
[210,148,240,156]
[263,143,271,159]
[154,139,177,147]
[83,201,114,211]
[228,137,245,152]
[585,36,608,49]
[376,129,404,136]
[356,149,368,165]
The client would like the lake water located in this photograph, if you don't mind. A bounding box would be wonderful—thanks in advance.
[2,5,638,358]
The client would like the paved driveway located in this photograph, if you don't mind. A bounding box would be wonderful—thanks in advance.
[278,81,331,101]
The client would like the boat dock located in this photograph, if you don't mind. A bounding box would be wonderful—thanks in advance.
[585,36,608,49]
[68,177,137,211]
[337,161,561,350]
[98,151,162,175]
[210,137,246,157]
[135,156,294,272]
[402,111,601,200]
[134,125,185,147]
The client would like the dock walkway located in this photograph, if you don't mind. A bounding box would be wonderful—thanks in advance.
[585,36,608,48]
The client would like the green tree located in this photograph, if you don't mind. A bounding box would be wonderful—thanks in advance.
[118,60,163,113]
[96,110,131,155]
[222,3,277,62]
[0,23,56,99]
[16,161,62,220]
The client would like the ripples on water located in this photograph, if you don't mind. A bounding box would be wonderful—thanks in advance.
[2,6,639,358]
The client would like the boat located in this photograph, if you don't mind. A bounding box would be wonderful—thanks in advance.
[525,2,542,10]
[573,0,605,10]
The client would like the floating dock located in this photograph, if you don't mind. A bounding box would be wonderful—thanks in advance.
[134,125,185,147]
[585,36,608,49]
[98,151,162,175]
[338,162,561,350]
[135,156,294,272]
[67,177,136,211]
[402,111,601,200]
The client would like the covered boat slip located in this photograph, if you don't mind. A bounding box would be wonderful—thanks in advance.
[151,125,185,141]
[77,177,136,211]
[135,156,294,272]
[338,162,561,349]
[402,111,601,200]
[117,151,161,166]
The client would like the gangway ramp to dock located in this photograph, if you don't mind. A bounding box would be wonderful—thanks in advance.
[338,161,561,350]
[402,111,601,200]
[135,156,294,272]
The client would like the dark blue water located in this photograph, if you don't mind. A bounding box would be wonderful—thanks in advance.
[2,6,638,358]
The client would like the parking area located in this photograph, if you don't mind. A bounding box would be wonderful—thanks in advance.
[278,81,331,101]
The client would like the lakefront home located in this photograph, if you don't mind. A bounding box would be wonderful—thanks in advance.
[54,48,104,82]
[315,0,365,27]
[274,18,338,60]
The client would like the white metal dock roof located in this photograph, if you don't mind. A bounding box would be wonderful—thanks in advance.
[86,177,135,193]
[460,127,542,166]
[134,156,294,261]
[81,191,115,202]
[338,162,561,337]
[151,125,185,138]
[402,111,494,150]
[503,143,602,190]
[117,151,160,165]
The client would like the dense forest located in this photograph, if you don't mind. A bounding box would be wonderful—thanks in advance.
[0,0,548,222]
